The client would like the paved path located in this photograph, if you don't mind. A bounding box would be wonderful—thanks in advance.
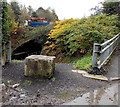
[1,44,120,105]
[2,63,116,105]
[63,83,119,105]
[63,44,120,106]
[104,43,120,79]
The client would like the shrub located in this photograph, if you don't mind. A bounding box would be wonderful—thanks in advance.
[43,14,119,58]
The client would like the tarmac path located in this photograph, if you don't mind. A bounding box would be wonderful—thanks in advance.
[1,44,120,105]
[2,62,118,105]
[104,43,120,79]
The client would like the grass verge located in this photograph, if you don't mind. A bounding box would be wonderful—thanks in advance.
[11,60,24,62]
[72,55,92,70]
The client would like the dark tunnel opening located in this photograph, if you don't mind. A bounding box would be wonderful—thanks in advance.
[12,40,42,60]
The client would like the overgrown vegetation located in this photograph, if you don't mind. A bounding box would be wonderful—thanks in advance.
[11,25,53,49]
[2,1,12,44]
[1,0,120,70]
[43,14,119,60]
[0,0,58,49]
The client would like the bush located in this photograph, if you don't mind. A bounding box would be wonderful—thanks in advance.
[43,14,119,58]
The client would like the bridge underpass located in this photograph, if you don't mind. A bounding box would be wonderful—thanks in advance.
[12,39,42,60]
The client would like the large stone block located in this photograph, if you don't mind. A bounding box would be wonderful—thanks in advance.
[24,55,55,78]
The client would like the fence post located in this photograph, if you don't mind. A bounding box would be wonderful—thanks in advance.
[7,41,11,62]
[92,43,100,68]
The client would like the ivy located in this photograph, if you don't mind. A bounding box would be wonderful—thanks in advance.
[2,1,12,44]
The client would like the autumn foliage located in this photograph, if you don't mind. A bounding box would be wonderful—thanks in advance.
[43,14,119,58]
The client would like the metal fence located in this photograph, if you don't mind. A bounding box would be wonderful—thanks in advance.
[92,33,120,69]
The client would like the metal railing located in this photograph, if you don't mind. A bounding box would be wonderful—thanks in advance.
[92,33,120,69]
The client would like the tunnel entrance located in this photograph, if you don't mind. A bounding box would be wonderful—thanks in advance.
[12,39,42,60]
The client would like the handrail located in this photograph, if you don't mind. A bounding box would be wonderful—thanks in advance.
[92,33,120,70]
[101,33,120,47]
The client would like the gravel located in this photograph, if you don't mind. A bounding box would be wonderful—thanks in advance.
[2,62,118,105]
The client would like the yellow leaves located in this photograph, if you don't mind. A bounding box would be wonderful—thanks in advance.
[48,19,77,39]
[43,43,56,52]
[43,46,50,50]
[49,44,56,49]
[43,14,119,57]
[45,41,51,44]
[48,29,64,38]
[44,19,79,56]
[54,26,61,29]
[55,20,63,25]
[49,30,55,33]
[54,19,77,29]
[60,39,64,41]
[80,49,86,54]
[19,25,24,28]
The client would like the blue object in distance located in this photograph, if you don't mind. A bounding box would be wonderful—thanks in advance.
[29,22,50,27]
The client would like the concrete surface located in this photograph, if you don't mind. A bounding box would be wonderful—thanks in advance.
[62,83,119,105]
[104,44,120,80]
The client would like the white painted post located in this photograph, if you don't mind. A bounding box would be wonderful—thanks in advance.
[92,43,100,68]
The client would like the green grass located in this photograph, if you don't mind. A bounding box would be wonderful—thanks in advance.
[73,55,92,70]
[11,60,24,62]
